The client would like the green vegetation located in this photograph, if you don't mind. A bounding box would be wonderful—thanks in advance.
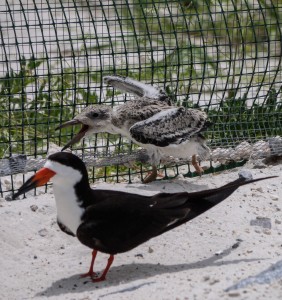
[206,89,282,146]
[0,56,98,157]
[0,0,281,186]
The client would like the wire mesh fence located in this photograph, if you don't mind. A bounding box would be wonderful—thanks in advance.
[0,0,281,197]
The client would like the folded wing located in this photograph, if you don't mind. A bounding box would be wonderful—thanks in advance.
[130,107,209,146]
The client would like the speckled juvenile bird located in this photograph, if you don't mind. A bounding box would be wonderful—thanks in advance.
[56,75,211,183]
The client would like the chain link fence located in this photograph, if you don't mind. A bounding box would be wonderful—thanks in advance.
[0,0,281,197]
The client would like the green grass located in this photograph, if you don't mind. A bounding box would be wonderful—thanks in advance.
[206,89,282,146]
[0,0,281,175]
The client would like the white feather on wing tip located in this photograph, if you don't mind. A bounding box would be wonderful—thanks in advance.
[166,218,179,227]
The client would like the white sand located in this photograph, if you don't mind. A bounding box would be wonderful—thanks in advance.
[0,162,281,300]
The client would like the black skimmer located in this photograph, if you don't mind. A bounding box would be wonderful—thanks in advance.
[56,75,211,183]
[12,152,275,282]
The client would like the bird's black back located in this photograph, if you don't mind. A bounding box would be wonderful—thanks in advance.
[76,176,275,254]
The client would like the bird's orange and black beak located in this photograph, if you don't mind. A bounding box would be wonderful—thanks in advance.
[12,168,56,199]
[55,120,89,151]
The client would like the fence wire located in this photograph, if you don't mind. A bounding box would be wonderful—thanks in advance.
[0,0,281,196]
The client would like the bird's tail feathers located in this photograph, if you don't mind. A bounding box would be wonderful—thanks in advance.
[161,175,277,234]
[187,175,277,206]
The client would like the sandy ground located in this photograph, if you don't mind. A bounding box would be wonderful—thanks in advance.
[0,161,281,300]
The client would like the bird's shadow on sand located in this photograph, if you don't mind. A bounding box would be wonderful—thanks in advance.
[38,244,265,298]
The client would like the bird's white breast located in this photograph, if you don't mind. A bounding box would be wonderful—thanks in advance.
[52,182,84,236]
[44,160,85,236]
[159,139,200,158]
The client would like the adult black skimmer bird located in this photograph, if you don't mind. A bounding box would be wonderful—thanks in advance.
[12,152,275,282]
[56,75,211,183]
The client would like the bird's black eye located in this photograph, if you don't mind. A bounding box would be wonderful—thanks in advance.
[91,112,99,118]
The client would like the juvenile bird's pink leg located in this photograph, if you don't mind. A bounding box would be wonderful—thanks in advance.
[143,165,164,183]
[192,154,204,175]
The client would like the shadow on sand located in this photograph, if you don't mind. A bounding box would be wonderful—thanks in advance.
[38,243,265,298]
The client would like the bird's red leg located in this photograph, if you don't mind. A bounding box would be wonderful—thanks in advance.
[80,249,98,278]
[143,165,164,183]
[92,255,114,282]
[191,154,204,175]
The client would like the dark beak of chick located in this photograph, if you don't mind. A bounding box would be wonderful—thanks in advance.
[55,120,89,151]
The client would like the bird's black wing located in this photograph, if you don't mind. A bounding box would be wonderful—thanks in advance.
[77,175,276,255]
[130,107,209,146]
[76,192,190,255]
